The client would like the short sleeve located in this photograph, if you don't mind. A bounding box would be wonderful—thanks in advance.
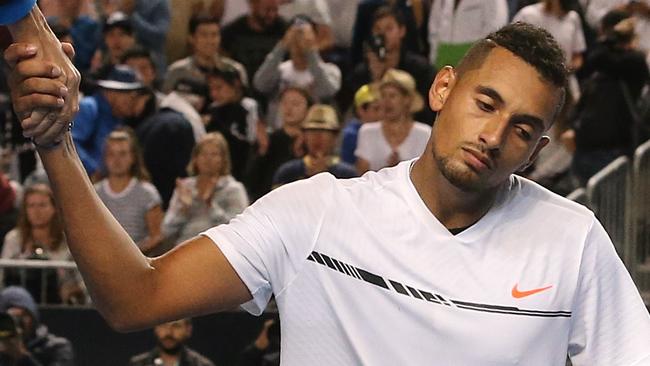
[568,219,650,365]
[0,0,36,25]
[201,174,336,315]
[570,12,586,54]
[141,182,163,210]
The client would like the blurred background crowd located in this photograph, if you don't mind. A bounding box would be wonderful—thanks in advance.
[0,0,648,364]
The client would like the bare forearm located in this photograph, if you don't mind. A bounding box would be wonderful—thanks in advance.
[7,6,50,41]
[38,134,156,327]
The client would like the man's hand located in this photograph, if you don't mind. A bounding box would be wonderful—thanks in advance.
[4,42,80,147]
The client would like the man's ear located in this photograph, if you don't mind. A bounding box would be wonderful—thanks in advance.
[519,136,550,172]
[428,66,456,112]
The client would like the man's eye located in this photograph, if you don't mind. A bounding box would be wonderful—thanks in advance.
[516,126,532,141]
[476,100,494,112]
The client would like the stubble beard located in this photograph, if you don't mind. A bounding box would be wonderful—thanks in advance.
[434,149,486,193]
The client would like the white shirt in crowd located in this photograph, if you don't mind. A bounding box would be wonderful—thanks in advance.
[203,160,650,365]
[355,121,431,171]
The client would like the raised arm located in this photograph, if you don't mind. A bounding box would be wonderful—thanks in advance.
[4,45,251,331]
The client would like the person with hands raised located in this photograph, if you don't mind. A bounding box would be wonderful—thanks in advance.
[162,132,248,245]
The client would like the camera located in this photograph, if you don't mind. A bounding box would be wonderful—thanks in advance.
[368,34,387,61]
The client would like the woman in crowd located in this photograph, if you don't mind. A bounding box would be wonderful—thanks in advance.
[1,184,85,304]
[162,133,249,245]
[95,130,164,255]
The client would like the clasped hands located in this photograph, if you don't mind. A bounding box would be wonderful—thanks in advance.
[4,39,80,149]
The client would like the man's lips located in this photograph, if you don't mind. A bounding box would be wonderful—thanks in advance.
[462,147,494,171]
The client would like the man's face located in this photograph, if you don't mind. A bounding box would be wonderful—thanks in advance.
[154,320,191,354]
[428,47,560,192]
[381,84,410,121]
[357,100,383,123]
[208,77,238,106]
[304,130,337,157]
[280,89,309,127]
[25,192,55,229]
[105,140,134,178]
[190,23,220,59]
[251,0,280,28]
[104,28,135,63]
[124,57,156,88]
[106,90,139,118]
[372,15,405,53]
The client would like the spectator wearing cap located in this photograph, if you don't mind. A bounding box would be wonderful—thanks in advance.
[355,69,431,173]
[206,67,262,182]
[0,287,74,366]
[344,6,435,124]
[254,14,341,130]
[91,12,137,77]
[163,15,248,94]
[221,0,289,84]
[46,0,99,74]
[98,0,171,73]
[246,87,312,201]
[72,65,146,175]
[340,84,383,165]
[273,104,357,187]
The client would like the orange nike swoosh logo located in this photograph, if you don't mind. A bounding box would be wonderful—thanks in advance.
[511,284,553,298]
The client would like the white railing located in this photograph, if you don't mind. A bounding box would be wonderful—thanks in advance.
[0,259,80,306]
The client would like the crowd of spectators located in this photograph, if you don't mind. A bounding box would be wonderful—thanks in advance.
[0,0,649,364]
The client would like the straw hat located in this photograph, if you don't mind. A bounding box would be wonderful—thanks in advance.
[301,104,339,131]
[379,69,424,113]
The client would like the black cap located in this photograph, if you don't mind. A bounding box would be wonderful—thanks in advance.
[103,12,133,34]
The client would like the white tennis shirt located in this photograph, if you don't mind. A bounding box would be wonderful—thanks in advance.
[204,160,650,365]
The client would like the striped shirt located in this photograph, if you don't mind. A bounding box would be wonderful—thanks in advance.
[95,178,162,246]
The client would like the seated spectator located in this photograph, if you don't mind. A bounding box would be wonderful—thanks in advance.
[355,69,431,173]
[90,12,137,78]
[206,66,262,181]
[163,15,247,93]
[72,65,146,176]
[565,11,650,186]
[162,133,249,245]
[254,15,341,130]
[0,286,74,366]
[344,6,435,124]
[95,130,164,255]
[221,0,289,86]
[121,46,162,97]
[98,0,171,73]
[46,0,99,74]
[273,104,357,187]
[161,77,209,145]
[1,185,84,304]
[0,312,42,366]
[428,0,508,69]
[245,87,312,200]
[350,0,427,66]
[129,318,214,366]
[340,84,384,165]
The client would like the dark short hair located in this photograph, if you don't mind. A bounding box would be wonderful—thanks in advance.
[120,47,155,68]
[188,15,219,35]
[456,22,568,89]
[372,5,406,28]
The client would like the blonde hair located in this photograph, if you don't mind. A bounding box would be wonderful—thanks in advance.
[187,132,232,176]
[101,128,151,181]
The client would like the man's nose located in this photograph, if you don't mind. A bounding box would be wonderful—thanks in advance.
[478,116,509,151]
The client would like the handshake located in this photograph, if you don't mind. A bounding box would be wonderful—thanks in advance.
[5,17,81,150]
